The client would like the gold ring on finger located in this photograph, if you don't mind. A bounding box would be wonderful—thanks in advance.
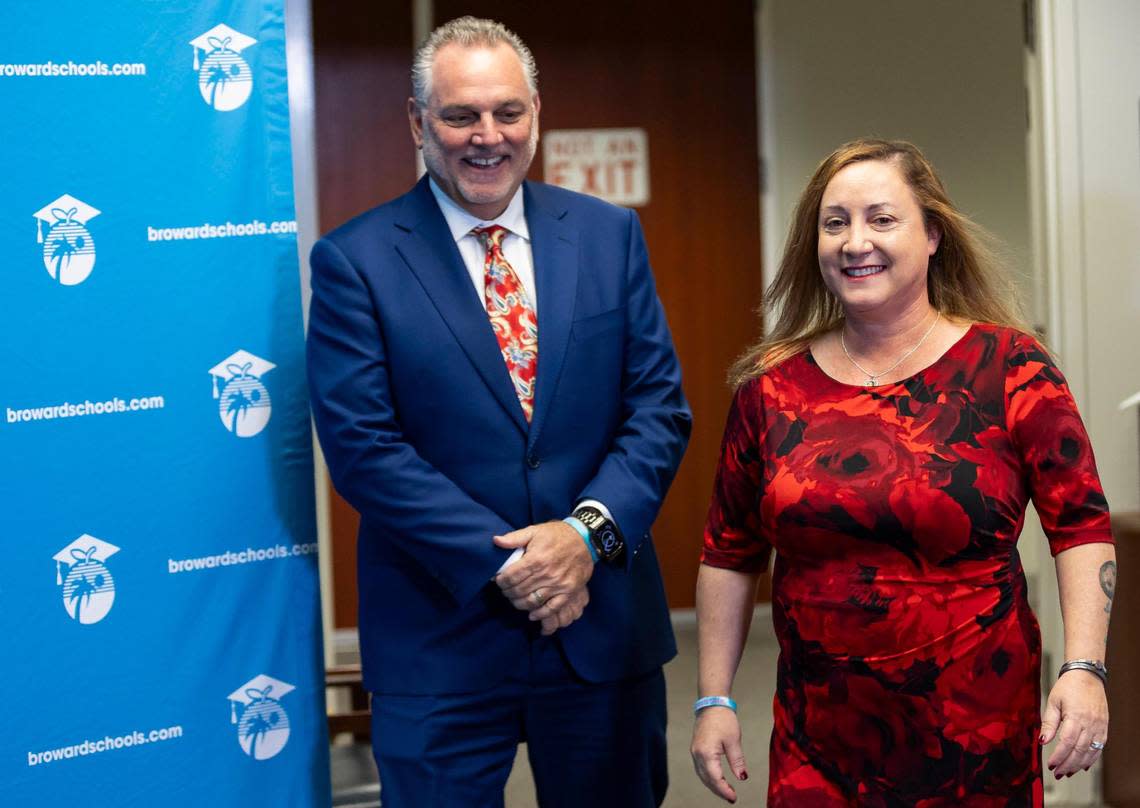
[531,590,545,605]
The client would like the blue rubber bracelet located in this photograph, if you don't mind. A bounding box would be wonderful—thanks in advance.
[562,516,598,563]
[694,696,737,715]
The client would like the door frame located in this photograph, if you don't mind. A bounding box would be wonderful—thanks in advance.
[1025,0,1098,803]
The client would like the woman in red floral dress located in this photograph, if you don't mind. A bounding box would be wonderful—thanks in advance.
[691,140,1115,806]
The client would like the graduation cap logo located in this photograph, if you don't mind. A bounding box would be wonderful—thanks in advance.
[53,534,119,625]
[191,24,257,112]
[209,350,275,438]
[34,194,100,286]
[228,674,294,760]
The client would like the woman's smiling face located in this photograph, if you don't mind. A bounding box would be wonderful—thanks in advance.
[817,158,941,318]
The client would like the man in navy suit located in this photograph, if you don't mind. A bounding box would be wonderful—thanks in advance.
[307,16,690,807]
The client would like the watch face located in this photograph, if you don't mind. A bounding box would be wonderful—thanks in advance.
[598,526,620,555]
[574,507,623,560]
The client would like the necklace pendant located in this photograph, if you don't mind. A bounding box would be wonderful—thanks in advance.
[840,311,941,392]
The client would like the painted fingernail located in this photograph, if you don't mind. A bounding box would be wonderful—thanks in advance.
[1039,735,1046,743]
[740,770,748,781]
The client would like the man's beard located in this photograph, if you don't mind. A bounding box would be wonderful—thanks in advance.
[421,118,539,210]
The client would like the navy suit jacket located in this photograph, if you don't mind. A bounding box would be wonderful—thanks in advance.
[307,177,691,694]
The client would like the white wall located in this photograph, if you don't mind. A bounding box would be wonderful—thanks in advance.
[759,0,1036,322]
[1029,3,1140,796]
[1056,0,1140,513]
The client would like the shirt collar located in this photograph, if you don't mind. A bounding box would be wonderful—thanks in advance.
[429,178,530,244]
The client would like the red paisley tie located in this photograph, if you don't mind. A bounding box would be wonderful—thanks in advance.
[472,225,537,422]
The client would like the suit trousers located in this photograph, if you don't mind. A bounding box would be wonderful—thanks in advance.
[370,627,668,808]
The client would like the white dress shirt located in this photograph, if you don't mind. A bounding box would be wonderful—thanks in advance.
[429,179,537,315]
[428,180,616,572]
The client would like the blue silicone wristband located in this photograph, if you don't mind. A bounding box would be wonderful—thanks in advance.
[563,516,598,563]
[693,696,737,715]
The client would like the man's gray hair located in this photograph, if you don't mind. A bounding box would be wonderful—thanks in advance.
[411,16,538,107]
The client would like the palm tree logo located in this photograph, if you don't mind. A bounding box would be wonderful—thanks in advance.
[192,26,257,112]
[203,37,241,109]
[47,209,84,284]
[224,363,255,432]
[235,683,291,760]
[220,363,269,436]
[211,351,275,438]
[59,543,116,624]
[36,196,99,286]
[241,688,281,759]
[68,567,99,619]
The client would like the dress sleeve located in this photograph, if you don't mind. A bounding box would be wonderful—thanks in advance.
[701,376,772,572]
[1004,333,1113,555]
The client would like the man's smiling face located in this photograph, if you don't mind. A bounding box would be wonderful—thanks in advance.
[409,42,540,220]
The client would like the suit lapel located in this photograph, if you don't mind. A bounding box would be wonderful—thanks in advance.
[525,182,579,450]
[393,178,528,435]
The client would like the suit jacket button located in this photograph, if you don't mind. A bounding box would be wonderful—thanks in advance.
[527,455,541,469]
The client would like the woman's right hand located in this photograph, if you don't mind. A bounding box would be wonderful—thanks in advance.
[690,706,749,803]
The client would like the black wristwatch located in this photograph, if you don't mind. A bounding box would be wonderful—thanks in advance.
[572,505,625,563]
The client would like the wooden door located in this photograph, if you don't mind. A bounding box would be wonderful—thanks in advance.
[312,0,416,629]
[433,0,767,607]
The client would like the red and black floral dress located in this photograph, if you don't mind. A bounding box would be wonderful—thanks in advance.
[702,325,1113,807]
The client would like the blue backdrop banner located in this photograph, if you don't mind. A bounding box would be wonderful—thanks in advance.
[1,1,329,804]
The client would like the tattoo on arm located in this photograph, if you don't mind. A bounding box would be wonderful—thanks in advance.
[1099,560,1116,615]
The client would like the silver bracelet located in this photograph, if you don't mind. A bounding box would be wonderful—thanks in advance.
[1058,659,1108,685]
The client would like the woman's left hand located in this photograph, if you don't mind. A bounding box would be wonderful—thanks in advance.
[1040,670,1109,778]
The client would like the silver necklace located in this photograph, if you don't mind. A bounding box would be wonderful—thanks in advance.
[840,311,940,386]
